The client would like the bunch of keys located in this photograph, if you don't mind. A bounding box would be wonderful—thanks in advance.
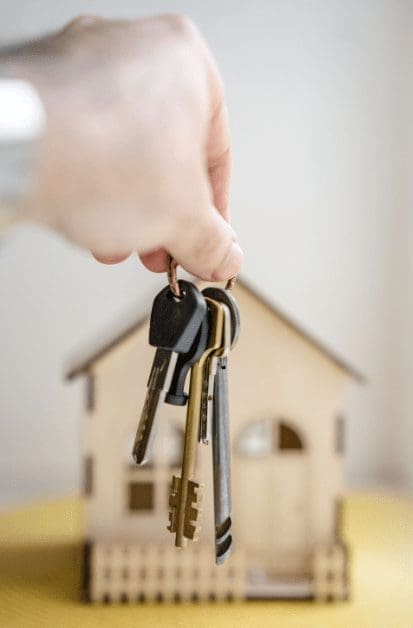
[132,258,240,564]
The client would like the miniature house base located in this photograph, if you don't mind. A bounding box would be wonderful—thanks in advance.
[69,281,359,604]
[82,540,349,603]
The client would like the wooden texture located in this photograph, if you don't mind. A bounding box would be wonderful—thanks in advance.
[78,282,352,597]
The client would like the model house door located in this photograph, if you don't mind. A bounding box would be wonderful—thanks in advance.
[235,418,308,573]
[272,454,309,573]
[234,419,274,561]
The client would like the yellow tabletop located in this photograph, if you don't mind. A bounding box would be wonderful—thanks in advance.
[0,493,412,628]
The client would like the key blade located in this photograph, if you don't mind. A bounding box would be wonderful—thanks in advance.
[199,357,217,444]
[132,388,162,464]
[132,349,176,465]
[199,303,231,444]
[216,533,232,565]
[212,357,233,564]
[147,347,174,389]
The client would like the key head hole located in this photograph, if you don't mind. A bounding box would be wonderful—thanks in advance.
[168,287,186,302]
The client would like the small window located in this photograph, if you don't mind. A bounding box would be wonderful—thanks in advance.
[335,416,345,454]
[278,421,304,450]
[128,481,154,511]
[334,497,344,539]
[85,374,95,412]
[84,455,93,496]
[235,419,272,458]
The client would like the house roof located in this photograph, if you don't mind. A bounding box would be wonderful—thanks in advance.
[66,277,365,382]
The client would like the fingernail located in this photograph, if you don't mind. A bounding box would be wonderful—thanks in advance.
[212,242,244,281]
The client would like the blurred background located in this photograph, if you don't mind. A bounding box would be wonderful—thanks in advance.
[0,0,411,509]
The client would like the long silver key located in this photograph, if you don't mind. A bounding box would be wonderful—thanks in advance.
[202,287,240,564]
[132,348,177,464]
[213,357,232,563]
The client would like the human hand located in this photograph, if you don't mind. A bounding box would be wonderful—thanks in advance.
[2,14,243,280]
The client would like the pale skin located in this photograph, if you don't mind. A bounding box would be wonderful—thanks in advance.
[1,14,243,280]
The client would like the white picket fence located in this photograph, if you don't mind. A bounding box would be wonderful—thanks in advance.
[311,542,349,602]
[89,542,247,603]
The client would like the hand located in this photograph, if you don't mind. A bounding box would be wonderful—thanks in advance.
[2,14,243,280]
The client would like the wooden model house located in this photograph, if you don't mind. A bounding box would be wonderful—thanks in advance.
[67,279,363,603]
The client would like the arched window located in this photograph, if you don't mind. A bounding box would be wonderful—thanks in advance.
[236,418,305,457]
[235,419,272,458]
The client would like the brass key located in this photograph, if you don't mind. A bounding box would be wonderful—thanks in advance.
[199,302,232,444]
[168,298,228,548]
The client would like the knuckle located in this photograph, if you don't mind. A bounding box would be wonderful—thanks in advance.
[211,235,235,275]
[161,14,200,41]
[65,14,103,30]
[196,221,233,272]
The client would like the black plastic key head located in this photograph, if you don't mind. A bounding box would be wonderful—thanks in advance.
[164,311,210,406]
[149,280,207,353]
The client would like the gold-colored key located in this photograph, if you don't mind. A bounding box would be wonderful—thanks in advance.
[199,302,232,444]
[168,298,228,548]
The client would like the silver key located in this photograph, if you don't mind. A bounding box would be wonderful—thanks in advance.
[132,348,177,464]
[213,356,232,564]
[202,287,240,564]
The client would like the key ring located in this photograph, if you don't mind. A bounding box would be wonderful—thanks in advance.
[167,254,236,295]
[167,255,182,298]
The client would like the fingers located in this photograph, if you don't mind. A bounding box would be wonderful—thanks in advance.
[92,249,168,271]
[91,252,131,264]
[166,203,243,281]
[139,249,168,273]
[62,14,105,32]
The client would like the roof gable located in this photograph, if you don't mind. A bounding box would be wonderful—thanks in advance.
[66,278,364,382]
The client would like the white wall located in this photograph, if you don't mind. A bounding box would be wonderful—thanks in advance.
[0,0,410,506]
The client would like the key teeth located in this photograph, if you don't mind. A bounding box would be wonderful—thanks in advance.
[168,478,204,541]
[183,481,204,541]
[187,480,203,504]
[167,476,181,533]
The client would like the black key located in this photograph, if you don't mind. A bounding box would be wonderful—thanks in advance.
[132,281,206,464]
[164,310,210,406]
[150,280,207,353]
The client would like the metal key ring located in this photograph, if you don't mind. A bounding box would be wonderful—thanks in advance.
[167,254,237,295]
[167,255,182,298]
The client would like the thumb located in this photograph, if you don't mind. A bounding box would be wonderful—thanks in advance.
[165,203,243,281]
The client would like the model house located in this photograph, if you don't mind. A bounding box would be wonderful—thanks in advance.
[67,279,363,603]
